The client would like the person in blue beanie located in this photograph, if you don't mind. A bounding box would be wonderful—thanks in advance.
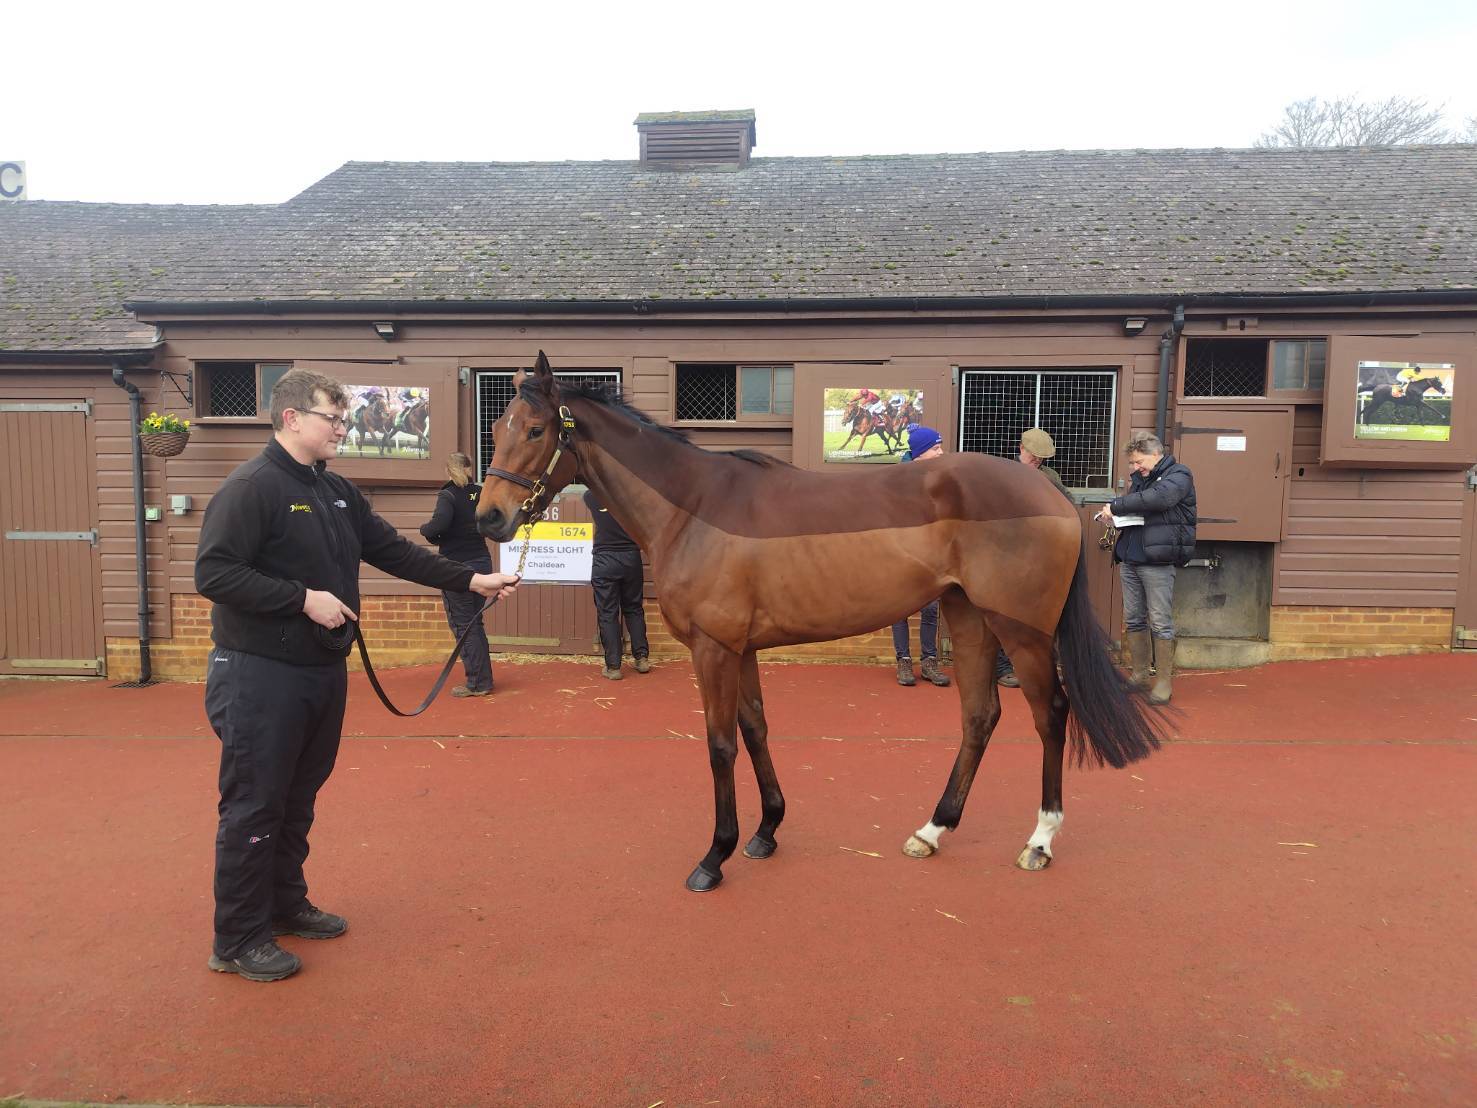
[890,425,951,688]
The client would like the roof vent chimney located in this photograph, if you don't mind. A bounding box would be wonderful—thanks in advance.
[635,110,756,169]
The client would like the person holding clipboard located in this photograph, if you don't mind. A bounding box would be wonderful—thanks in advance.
[1094,432,1197,704]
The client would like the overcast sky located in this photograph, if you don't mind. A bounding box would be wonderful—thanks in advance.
[8,0,1476,205]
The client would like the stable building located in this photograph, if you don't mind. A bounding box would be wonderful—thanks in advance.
[2,111,1474,681]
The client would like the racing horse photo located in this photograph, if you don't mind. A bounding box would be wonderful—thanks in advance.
[396,396,431,457]
[836,396,902,455]
[479,353,1167,893]
[1358,375,1450,425]
[348,391,398,455]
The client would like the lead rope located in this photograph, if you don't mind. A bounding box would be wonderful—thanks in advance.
[350,515,538,718]
[350,404,574,716]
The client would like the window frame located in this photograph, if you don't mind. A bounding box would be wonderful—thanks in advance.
[957,366,1119,491]
[193,360,294,423]
[672,362,796,427]
[1176,336,1329,405]
[1267,338,1328,401]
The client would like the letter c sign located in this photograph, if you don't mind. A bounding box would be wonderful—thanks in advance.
[1,162,26,201]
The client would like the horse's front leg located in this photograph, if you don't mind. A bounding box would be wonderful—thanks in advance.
[904,593,1002,859]
[737,650,785,860]
[686,630,743,892]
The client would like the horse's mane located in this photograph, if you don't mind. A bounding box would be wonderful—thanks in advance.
[518,377,796,469]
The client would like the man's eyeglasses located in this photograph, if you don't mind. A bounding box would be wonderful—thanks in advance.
[299,409,349,431]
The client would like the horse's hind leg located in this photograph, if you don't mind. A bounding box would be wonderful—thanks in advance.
[990,615,1069,871]
[686,630,744,892]
[904,590,1002,859]
[737,650,785,860]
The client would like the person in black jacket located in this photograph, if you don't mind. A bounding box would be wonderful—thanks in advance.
[419,452,495,697]
[195,370,517,983]
[584,487,650,680]
[1093,431,1197,705]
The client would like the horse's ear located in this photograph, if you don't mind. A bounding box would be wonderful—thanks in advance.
[533,350,552,378]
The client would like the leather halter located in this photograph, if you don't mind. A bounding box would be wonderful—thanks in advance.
[484,405,577,524]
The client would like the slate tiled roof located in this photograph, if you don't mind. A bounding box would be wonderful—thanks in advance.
[3,145,1476,352]
[0,203,268,352]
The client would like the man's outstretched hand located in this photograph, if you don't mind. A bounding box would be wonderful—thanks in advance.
[470,572,520,600]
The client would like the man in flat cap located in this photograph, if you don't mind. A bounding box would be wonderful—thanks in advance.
[1019,427,1067,497]
[996,428,1070,687]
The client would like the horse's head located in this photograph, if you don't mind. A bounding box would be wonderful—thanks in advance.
[1418,377,1446,395]
[476,351,581,543]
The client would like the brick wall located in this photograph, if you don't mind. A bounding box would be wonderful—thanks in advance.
[1268,605,1453,662]
[106,595,1452,682]
[107,593,503,682]
[105,594,914,681]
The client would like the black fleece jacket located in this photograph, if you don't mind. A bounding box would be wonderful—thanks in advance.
[419,481,491,563]
[195,439,476,665]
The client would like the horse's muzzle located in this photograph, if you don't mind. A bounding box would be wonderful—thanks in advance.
[476,507,520,544]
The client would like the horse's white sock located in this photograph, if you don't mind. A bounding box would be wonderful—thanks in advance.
[1026,808,1064,856]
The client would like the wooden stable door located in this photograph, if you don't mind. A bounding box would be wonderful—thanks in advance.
[0,402,103,675]
[1174,407,1293,542]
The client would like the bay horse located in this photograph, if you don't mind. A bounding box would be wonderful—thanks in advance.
[1358,376,1449,425]
[350,394,397,455]
[397,398,431,457]
[479,353,1166,892]
[886,397,920,438]
[836,397,900,456]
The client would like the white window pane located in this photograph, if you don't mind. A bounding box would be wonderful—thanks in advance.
[773,368,794,415]
[740,366,771,414]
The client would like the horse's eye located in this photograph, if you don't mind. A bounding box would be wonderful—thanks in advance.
[528,426,545,441]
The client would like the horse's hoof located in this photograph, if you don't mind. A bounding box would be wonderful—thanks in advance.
[1015,845,1052,871]
[902,835,937,859]
[743,835,777,860]
[685,865,723,892]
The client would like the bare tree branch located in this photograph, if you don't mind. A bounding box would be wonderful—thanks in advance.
[1255,95,1453,147]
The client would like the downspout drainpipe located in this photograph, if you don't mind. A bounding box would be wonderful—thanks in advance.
[1156,303,1186,446]
[111,361,152,684]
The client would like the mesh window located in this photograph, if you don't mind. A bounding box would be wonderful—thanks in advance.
[1184,339,1268,397]
[675,364,736,420]
[205,363,259,417]
[960,370,1117,489]
[474,369,620,478]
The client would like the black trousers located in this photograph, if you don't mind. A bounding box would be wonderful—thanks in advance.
[441,553,494,692]
[206,648,348,959]
[591,549,648,668]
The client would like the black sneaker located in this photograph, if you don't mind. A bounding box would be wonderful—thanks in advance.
[273,903,348,940]
[208,939,301,982]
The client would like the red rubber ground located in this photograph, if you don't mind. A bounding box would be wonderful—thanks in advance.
[2,653,1474,1106]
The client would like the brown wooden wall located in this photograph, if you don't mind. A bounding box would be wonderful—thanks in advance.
[1172,314,1475,609]
[140,311,1477,619]
[7,305,1473,670]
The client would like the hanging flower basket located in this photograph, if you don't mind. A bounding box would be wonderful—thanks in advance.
[139,431,191,457]
[138,412,192,457]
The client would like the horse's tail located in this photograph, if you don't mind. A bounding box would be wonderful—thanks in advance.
[1055,541,1170,769]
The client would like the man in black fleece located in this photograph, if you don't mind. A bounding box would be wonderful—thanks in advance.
[195,370,517,982]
